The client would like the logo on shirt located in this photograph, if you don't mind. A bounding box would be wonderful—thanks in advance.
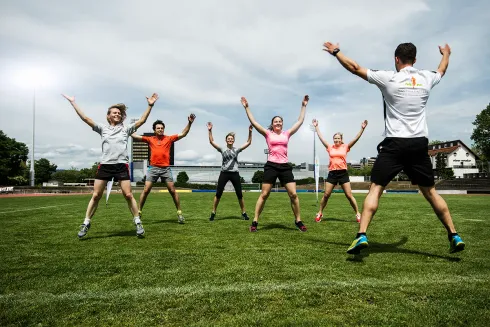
[404,76,423,88]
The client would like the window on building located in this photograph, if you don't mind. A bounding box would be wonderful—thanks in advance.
[466,153,469,157]
[453,152,457,157]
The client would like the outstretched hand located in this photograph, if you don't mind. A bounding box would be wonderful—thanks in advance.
[207,122,213,131]
[302,95,309,107]
[322,41,339,55]
[438,43,451,56]
[361,120,368,129]
[312,118,318,127]
[62,94,75,103]
[240,97,249,109]
[146,93,159,105]
[188,113,196,123]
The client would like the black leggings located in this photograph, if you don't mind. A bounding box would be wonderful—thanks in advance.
[216,171,243,199]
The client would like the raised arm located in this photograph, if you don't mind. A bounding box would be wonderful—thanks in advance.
[61,94,96,128]
[323,42,368,81]
[288,95,309,136]
[348,120,368,149]
[241,97,268,136]
[134,93,159,129]
[437,44,451,77]
[206,122,221,151]
[130,133,144,142]
[312,119,329,148]
[239,124,253,151]
[177,114,196,140]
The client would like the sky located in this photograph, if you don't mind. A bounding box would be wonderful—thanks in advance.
[0,0,489,169]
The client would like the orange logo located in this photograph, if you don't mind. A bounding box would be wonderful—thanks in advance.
[411,76,416,88]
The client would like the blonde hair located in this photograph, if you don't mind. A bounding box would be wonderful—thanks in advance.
[225,132,235,141]
[107,103,127,123]
[333,132,344,144]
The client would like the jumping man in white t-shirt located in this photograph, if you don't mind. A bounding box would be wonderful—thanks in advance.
[322,41,465,254]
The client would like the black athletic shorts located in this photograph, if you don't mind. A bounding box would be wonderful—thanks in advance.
[263,161,295,186]
[371,137,434,187]
[326,169,350,185]
[95,163,130,181]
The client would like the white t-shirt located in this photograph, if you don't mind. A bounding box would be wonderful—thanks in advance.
[93,123,137,164]
[367,66,442,138]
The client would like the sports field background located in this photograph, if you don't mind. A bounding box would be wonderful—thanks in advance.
[1,192,489,326]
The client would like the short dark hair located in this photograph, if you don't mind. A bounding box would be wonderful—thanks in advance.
[394,43,417,64]
[152,120,165,131]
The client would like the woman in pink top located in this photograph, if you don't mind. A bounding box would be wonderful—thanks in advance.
[241,95,309,232]
[312,119,368,223]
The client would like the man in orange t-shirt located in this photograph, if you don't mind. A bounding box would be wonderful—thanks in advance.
[131,114,195,223]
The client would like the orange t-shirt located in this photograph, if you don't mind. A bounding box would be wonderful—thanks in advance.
[327,143,350,171]
[142,134,179,167]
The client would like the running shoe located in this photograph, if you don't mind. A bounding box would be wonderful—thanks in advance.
[177,210,185,224]
[242,212,250,220]
[135,222,145,237]
[356,213,361,223]
[315,213,323,222]
[295,220,307,232]
[347,235,368,254]
[449,234,465,253]
[77,223,91,239]
[209,212,216,221]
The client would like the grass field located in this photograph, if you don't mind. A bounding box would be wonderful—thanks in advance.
[1,192,489,326]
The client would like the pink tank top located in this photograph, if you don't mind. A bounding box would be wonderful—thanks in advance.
[265,130,290,164]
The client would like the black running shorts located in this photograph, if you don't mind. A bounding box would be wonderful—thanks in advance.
[95,163,130,181]
[263,161,295,186]
[326,169,350,185]
[370,137,434,187]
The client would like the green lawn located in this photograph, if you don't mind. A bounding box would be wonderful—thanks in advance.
[1,192,489,326]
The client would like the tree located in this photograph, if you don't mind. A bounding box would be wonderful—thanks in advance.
[176,171,189,184]
[240,176,245,183]
[79,162,99,181]
[251,170,264,183]
[435,153,454,180]
[429,140,448,145]
[0,131,29,185]
[471,103,490,161]
[29,158,57,184]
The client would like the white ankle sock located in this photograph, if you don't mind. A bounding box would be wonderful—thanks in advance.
[83,218,91,225]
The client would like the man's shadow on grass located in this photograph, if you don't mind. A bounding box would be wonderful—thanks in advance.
[79,230,138,240]
[322,217,355,223]
[261,223,296,231]
[320,236,461,262]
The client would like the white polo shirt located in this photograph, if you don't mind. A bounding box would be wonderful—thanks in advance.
[367,66,442,138]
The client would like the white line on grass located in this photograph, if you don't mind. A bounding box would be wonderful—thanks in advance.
[0,204,74,214]
[0,276,487,302]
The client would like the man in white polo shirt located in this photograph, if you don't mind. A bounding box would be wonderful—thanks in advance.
[322,41,465,254]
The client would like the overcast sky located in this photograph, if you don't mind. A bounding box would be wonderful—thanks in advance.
[1,0,489,169]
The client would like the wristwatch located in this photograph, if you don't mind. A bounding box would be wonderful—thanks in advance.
[332,48,340,57]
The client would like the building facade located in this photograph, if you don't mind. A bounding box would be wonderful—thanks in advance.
[428,140,479,178]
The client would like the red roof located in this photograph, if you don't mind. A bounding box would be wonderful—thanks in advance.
[428,145,459,157]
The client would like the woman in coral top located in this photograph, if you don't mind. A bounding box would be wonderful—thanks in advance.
[241,95,309,232]
[312,119,368,223]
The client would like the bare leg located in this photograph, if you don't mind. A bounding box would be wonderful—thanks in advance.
[284,182,301,222]
[120,180,139,217]
[212,196,220,213]
[419,185,457,233]
[318,182,335,215]
[138,181,153,211]
[166,181,181,211]
[341,182,360,214]
[254,183,273,222]
[85,179,108,219]
[358,183,385,233]
[238,198,246,213]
